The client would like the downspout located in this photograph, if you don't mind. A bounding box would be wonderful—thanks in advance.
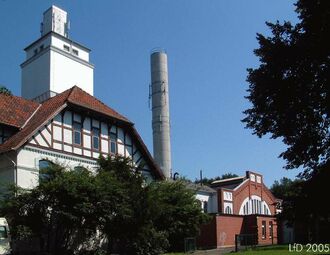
[4,153,17,186]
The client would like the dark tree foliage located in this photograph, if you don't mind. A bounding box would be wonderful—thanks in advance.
[148,181,210,252]
[0,86,12,95]
[0,156,208,254]
[0,164,100,254]
[243,0,330,176]
[195,173,239,185]
[270,166,330,243]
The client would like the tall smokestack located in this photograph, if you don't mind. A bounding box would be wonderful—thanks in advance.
[150,49,172,179]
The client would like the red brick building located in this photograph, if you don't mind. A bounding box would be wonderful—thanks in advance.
[197,171,280,248]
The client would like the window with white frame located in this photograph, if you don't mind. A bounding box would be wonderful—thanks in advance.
[225,206,232,214]
[262,221,266,239]
[269,221,273,239]
[92,127,100,150]
[109,126,117,154]
[73,121,82,145]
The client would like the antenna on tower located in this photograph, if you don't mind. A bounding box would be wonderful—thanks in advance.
[148,83,152,109]
[40,22,44,35]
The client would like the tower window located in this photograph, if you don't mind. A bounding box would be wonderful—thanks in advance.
[92,127,100,150]
[72,49,79,56]
[63,45,70,52]
[40,44,44,51]
[34,48,38,55]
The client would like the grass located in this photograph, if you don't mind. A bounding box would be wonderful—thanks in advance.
[235,244,330,254]
[164,244,330,254]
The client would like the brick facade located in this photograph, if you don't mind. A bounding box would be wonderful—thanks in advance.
[197,171,279,248]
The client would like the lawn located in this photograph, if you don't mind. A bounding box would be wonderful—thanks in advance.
[235,244,330,254]
[164,244,330,254]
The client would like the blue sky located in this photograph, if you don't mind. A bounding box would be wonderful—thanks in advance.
[0,0,301,186]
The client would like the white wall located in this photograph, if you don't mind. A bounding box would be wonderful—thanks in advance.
[51,36,89,62]
[50,50,93,95]
[16,146,97,189]
[22,51,51,99]
[196,192,218,213]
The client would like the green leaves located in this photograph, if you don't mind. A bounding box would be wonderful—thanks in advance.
[0,86,12,95]
[243,0,330,176]
[0,156,207,254]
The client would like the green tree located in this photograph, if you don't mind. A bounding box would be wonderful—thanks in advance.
[148,180,209,252]
[0,164,100,254]
[0,86,12,95]
[242,0,330,177]
[0,156,209,254]
[270,169,330,242]
[96,156,168,255]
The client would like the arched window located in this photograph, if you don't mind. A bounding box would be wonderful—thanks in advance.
[74,166,87,172]
[243,201,249,215]
[39,159,53,182]
[225,206,232,214]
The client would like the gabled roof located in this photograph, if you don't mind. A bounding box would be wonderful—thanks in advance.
[0,86,164,179]
[211,176,246,190]
[186,183,217,193]
[0,94,39,128]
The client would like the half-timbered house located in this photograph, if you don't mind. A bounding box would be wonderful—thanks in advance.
[0,86,163,188]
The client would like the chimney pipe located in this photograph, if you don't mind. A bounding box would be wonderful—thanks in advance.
[150,49,172,179]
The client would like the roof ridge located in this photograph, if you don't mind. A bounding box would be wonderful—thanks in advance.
[67,86,131,123]
[20,104,42,129]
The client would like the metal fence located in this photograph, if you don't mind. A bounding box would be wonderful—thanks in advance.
[184,237,196,253]
[235,234,257,252]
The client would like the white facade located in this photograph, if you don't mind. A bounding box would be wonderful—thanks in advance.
[21,6,94,101]
[196,191,218,214]
[41,5,69,37]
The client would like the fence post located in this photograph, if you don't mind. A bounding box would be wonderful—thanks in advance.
[235,234,238,252]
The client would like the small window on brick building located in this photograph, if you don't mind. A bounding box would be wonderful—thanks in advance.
[262,221,266,239]
[225,206,232,214]
[269,221,273,239]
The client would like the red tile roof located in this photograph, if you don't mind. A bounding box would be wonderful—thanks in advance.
[67,86,130,123]
[0,86,164,179]
[0,94,39,128]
